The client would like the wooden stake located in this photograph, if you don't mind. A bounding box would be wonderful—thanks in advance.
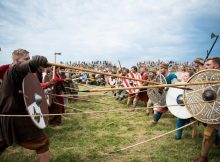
[48,62,160,84]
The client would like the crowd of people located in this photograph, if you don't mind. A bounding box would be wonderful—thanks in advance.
[0,48,220,162]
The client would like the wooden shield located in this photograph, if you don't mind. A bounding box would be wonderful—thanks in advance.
[166,87,191,119]
[0,79,2,88]
[109,77,116,86]
[44,88,53,106]
[122,78,137,94]
[184,69,220,124]
[23,73,49,129]
[121,73,142,94]
[42,72,53,106]
[147,74,167,106]
[42,72,52,83]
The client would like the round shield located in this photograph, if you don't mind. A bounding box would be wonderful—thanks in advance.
[0,79,2,88]
[42,72,52,83]
[122,78,136,94]
[23,73,49,129]
[122,73,142,94]
[184,69,220,124]
[166,87,192,119]
[70,81,79,94]
[44,89,53,106]
[147,74,167,106]
[42,72,53,106]
[109,77,116,86]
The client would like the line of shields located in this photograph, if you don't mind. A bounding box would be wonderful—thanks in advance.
[22,62,220,129]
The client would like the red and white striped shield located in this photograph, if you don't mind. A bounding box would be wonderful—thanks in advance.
[122,72,142,94]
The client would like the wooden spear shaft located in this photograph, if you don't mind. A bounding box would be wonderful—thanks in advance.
[48,62,160,85]
[78,80,220,92]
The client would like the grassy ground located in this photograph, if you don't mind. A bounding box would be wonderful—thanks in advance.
[1,90,220,162]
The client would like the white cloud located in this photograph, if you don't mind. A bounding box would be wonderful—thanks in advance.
[0,0,220,67]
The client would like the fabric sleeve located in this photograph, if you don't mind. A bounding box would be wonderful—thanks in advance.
[54,74,65,82]
[40,82,48,89]
[171,73,178,84]
[13,61,32,76]
[10,61,36,85]
[0,64,10,79]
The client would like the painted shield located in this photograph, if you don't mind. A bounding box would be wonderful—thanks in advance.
[44,88,53,106]
[147,74,167,106]
[23,73,49,129]
[109,77,116,86]
[42,72,53,106]
[122,78,137,94]
[166,87,191,119]
[0,79,2,88]
[184,69,220,124]
[122,73,142,94]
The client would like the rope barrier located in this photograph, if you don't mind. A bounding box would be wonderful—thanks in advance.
[110,121,197,153]
[0,99,219,117]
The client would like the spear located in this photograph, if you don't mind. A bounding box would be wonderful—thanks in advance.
[204,33,219,62]
[48,62,159,85]
[118,60,122,69]
[75,80,220,92]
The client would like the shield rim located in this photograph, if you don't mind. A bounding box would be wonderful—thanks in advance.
[183,69,220,124]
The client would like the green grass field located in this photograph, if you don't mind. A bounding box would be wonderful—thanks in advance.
[1,91,219,162]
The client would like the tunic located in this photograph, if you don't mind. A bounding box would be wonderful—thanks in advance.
[0,61,45,145]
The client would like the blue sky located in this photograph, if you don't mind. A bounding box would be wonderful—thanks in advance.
[0,0,220,67]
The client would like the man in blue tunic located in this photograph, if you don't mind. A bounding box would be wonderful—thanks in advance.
[152,63,177,124]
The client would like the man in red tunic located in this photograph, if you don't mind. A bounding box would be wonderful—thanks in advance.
[125,66,142,110]
[136,66,149,105]
[48,66,66,125]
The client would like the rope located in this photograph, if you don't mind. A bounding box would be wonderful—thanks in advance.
[40,108,197,156]
[0,99,218,117]
[111,121,197,153]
